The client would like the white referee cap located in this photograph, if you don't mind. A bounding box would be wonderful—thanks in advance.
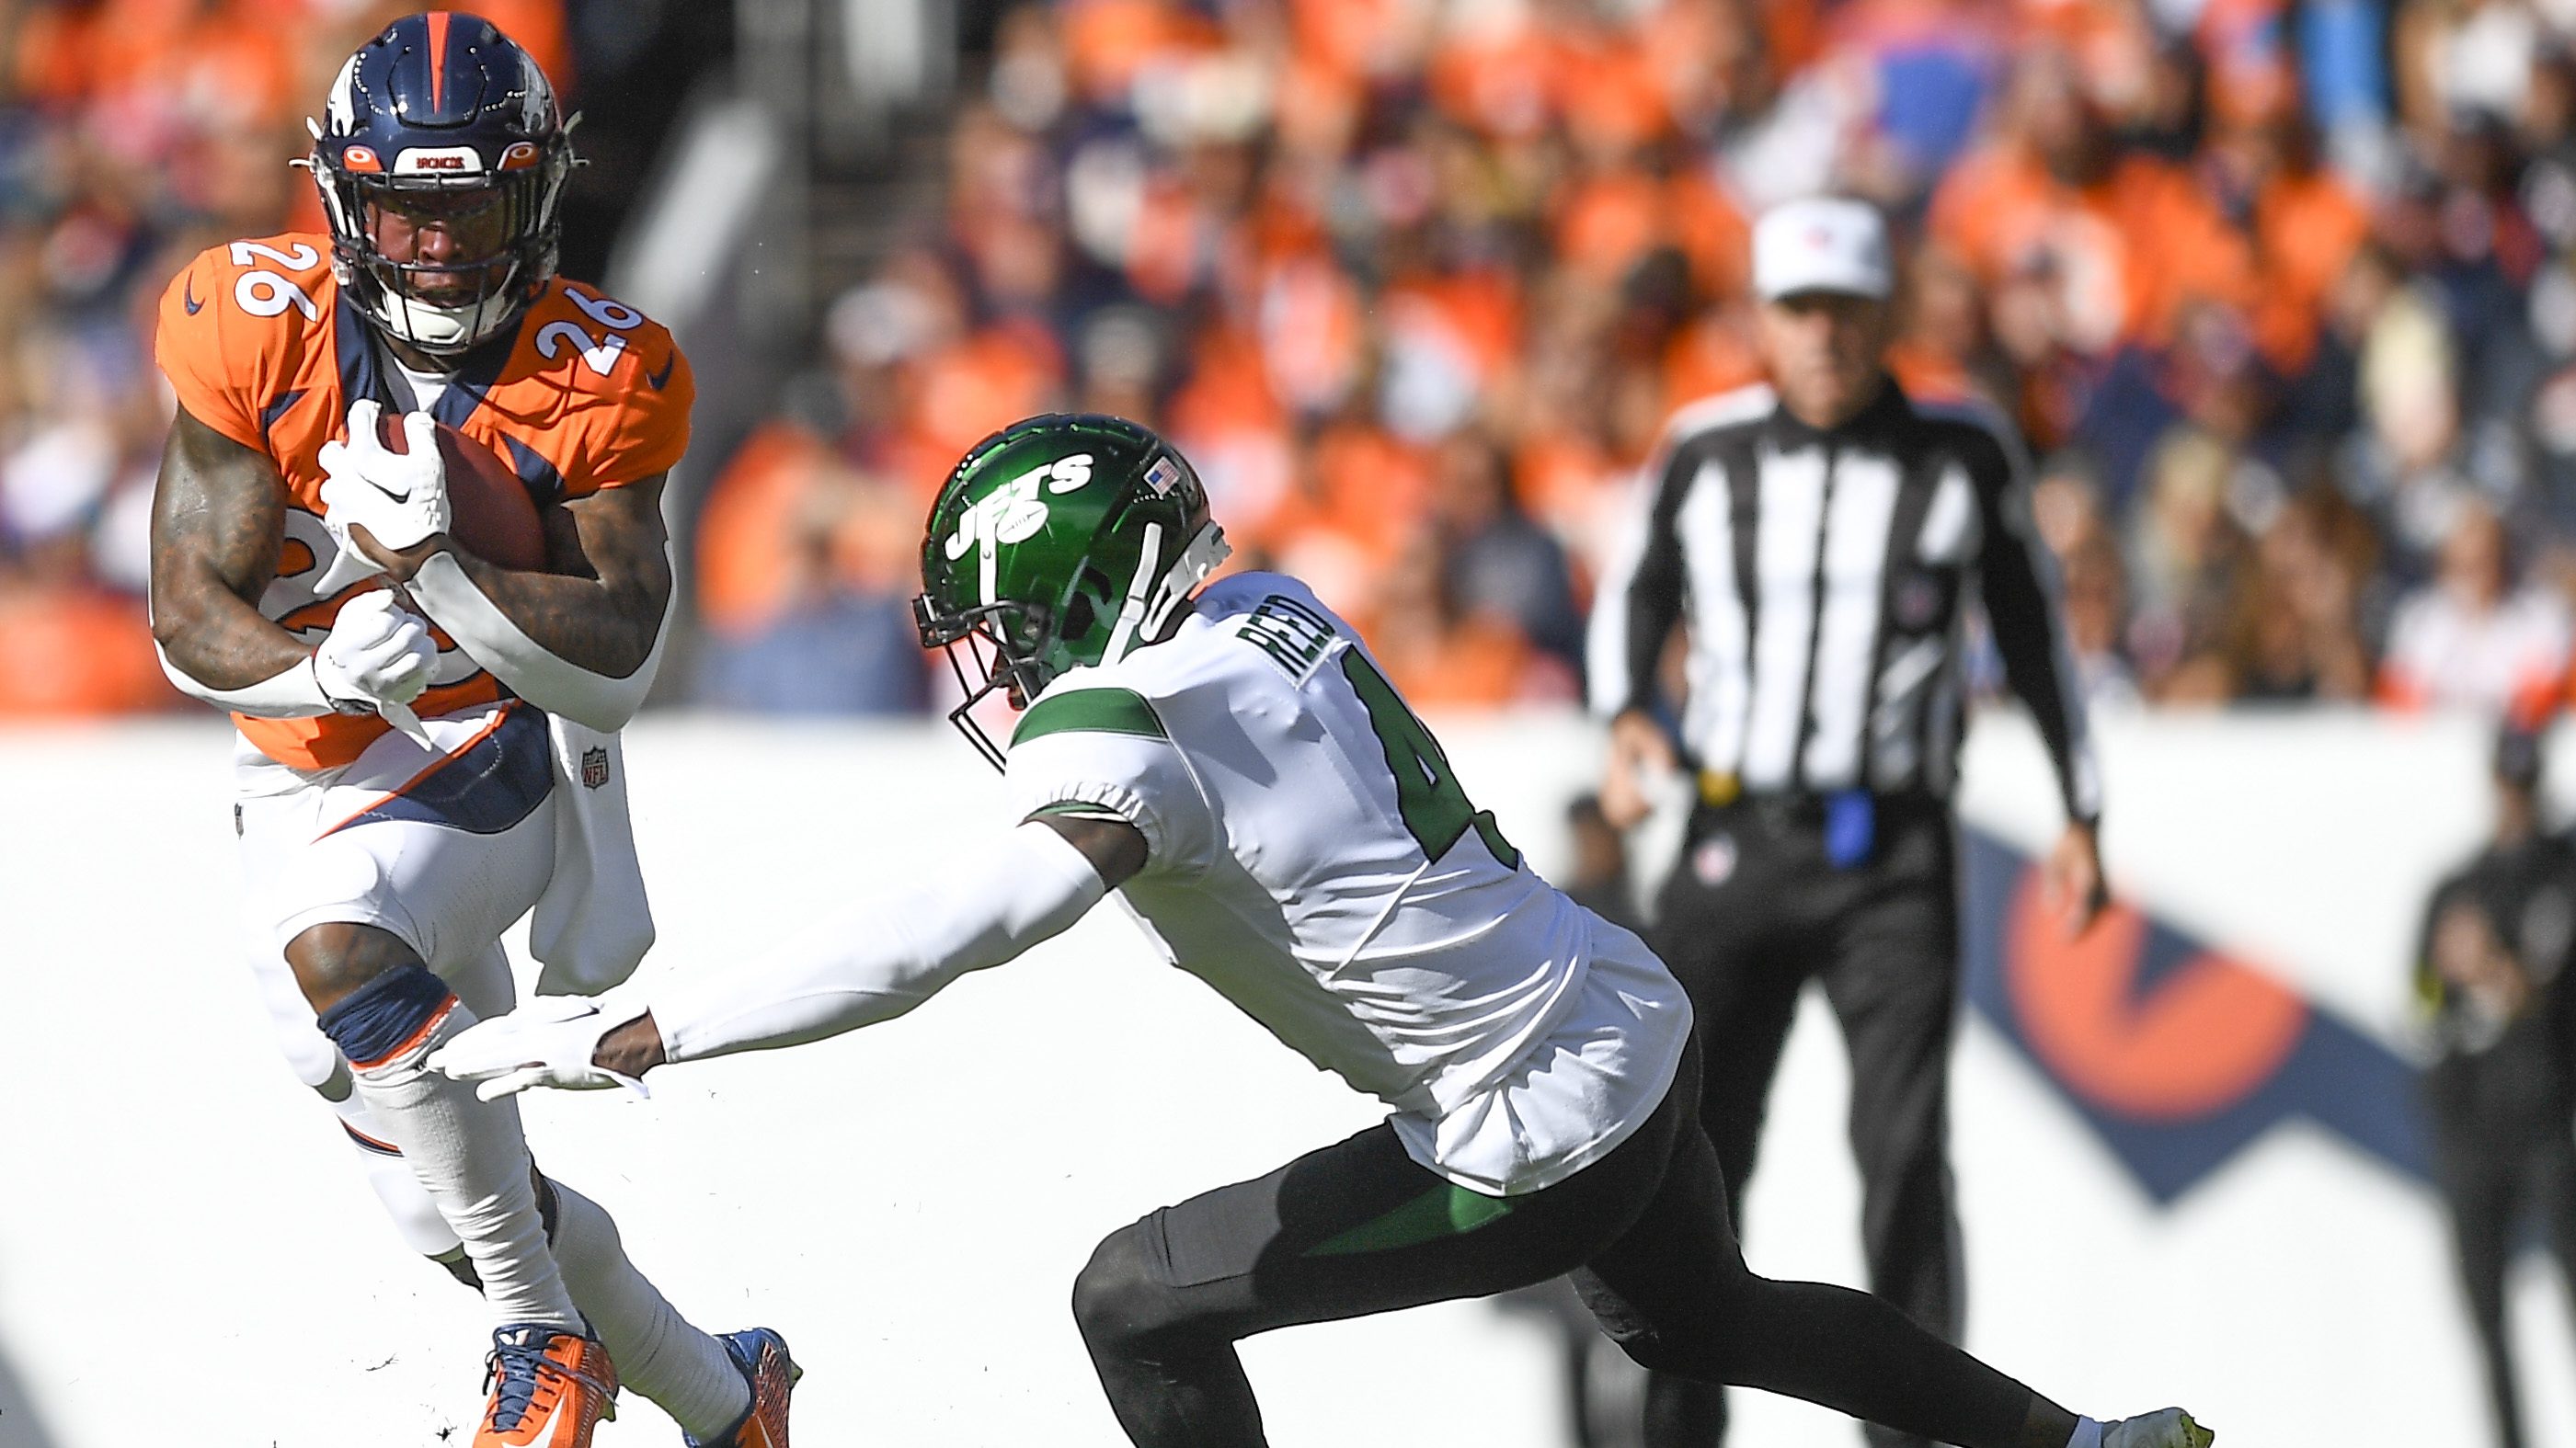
[1752,196,1894,302]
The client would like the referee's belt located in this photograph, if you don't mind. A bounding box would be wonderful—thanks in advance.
[1691,771,1943,825]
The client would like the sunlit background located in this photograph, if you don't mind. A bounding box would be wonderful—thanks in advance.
[4,0,2576,1444]
[6,0,2568,720]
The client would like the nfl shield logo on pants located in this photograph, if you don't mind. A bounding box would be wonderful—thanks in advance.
[1692,832,1738,885]
[580,746,611,790]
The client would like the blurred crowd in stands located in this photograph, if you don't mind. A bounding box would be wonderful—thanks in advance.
[699,0,2576,720]
[16,0,2576,724]
[0,0,571,715]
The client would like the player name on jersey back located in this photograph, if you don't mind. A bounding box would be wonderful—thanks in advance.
[1235,589,1339,684]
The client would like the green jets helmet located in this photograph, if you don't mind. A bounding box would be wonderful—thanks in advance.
[916,413,1231,765]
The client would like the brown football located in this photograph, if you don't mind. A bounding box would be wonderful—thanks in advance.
[374,410,548,571]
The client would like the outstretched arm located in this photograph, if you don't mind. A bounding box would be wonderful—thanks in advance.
[431,816,1145,1095]
[635,815,1139,1067]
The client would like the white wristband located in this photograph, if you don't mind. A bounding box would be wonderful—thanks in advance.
[403,549,668,732]
[155,644,337,718]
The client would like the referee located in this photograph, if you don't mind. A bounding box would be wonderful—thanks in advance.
[1588,196,2107,1448]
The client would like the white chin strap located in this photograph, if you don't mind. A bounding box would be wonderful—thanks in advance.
[1101,521,1231,667]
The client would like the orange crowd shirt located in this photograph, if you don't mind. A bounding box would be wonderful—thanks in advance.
[2250,167,2371,371]
[693,418,836,637]
[1930,148,2257,355]
[154,232,695,770]
[1063,0,1220,105]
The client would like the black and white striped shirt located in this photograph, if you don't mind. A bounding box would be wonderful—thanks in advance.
[1587,379,2100,822]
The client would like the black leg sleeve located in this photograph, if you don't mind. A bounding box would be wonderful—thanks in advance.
[1578,1102,2047,1448]
[1071,1100,1690,1448]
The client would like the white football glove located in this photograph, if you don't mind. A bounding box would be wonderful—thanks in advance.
[314,399,450,596]
[429,995,654,1101]
[313,589,438,710]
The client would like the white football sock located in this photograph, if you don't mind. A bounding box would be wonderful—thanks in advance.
[322,1081,464,1258]
[2067,1417,2106,1448]
[349,998,580,1329]
[547,1180,751,1438]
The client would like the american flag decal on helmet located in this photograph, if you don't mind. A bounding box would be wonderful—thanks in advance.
[1143,456,1182,496]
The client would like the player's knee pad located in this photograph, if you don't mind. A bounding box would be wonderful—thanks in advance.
[315,961,459,1074]
[1070,1224,1196,1349]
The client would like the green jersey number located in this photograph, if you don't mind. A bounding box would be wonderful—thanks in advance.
[1339,649,1522,870]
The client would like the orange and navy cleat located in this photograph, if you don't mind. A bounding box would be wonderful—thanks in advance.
[683,1328,800,1447]
[475,1322,618,1448]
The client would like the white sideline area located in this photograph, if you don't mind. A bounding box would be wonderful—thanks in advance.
[0,707,2563,1447]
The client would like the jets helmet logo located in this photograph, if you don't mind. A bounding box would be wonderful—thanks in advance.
[944,453,1098,602]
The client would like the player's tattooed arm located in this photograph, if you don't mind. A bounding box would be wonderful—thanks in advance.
[354,473,672,677]
[148,407,308,688]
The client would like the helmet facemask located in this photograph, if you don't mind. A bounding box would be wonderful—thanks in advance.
[309,144,570,356]
[916,589,1075,770]
[917,517,1229,770]
[300,19,578,359]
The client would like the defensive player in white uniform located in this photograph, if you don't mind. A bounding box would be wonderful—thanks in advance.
[435,415,2212,1448]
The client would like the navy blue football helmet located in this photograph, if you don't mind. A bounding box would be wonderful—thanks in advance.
[303,12,575,355]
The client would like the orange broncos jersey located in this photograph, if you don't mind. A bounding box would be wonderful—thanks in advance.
[154,232,694,770]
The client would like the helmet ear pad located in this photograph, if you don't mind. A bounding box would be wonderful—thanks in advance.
[1056,564,1118,656]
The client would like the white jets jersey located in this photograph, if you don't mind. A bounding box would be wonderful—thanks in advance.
[1002,572,1691,1194]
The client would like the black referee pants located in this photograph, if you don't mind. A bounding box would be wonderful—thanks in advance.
[1643,793,1965,1448]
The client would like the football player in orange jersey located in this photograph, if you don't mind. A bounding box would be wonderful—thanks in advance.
[144,14,793,1448]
